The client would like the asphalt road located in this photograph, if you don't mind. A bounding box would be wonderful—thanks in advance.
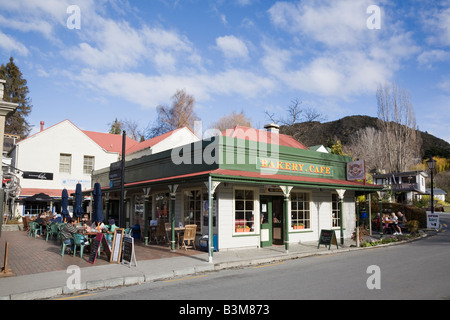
[62,214,450,302]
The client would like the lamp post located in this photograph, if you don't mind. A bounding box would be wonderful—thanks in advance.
[426,156,436,214]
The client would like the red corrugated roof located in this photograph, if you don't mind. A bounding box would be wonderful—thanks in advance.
[125,128,184,155]
[222,126,308,149]
[82,130,139,155]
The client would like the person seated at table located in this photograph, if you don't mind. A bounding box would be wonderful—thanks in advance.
[61,218,86,254]
[390,212,402,235]
[81,214,92,226]
[397,211,407,226]
[108,219,117,232]
[91,221,105,232]
[50,214,62,223]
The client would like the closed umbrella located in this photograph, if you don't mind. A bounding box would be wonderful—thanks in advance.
[73,183,84,219]
[92,182,104,224]
[61,188,70,222]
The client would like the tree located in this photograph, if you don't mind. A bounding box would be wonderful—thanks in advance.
[0,57,32,138]
[376,83,422,172]
[147,89,199,138]
[109,118,122,134]
[209,111,252,132]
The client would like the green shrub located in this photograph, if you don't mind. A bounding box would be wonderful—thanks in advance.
[407,220,419,233]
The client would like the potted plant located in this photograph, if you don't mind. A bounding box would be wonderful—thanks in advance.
[235,225,245,233]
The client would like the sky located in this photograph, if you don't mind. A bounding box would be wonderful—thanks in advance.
[0,0,449,144]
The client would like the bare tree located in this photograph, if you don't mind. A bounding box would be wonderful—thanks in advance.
[344,127,387,173]
[147,89,199,138]
[376,83,422,172]
[209,111,252,132]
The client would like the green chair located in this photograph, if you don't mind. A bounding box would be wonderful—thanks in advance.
[28,222,41,238]
[124,228,132,235]
[73,234,87,258]
[46,224,59,241]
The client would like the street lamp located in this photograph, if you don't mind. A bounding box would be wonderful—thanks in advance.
[426,156,436,214]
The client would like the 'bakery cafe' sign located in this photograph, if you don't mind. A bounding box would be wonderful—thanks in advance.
[258,158,333,176]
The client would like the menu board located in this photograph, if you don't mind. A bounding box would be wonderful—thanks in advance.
[110,228,124,263]
[318,229,338,250]
[121,234,137,267]
[88,233,103,264]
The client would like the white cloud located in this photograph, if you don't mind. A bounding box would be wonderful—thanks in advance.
[0,30,29,56]
[418,50,450,68]
[216,35,249,59]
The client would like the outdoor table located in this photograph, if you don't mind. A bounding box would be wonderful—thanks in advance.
[175,227,185,249]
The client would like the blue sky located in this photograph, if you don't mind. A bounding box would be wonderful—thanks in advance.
[0,0,449,144]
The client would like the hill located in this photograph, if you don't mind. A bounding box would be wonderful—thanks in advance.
[281,115,450,159]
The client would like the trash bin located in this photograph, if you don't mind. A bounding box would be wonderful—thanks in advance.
[199,235,218,252]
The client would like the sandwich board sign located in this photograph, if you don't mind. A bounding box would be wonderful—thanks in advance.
[318,229,338,250]
[121,234,137,267]
[110,228,124,263]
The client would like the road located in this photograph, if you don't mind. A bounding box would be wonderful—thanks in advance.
[61,214,450,303]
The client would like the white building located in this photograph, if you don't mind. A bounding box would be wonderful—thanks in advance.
[372,171,428,204]
[7,120,199,217]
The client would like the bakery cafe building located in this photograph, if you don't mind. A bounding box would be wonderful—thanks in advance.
[92,124,381,254]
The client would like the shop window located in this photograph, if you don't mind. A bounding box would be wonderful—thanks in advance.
[331,193,340,228]
[183,190,202,230]
[234,189,254,233]
[290,192,310,229]
[155,193,169,221]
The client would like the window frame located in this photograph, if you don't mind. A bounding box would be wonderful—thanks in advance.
[233,187,257,235]
[83,155,95,175]
[290,191,312,231]
[59,153,72,174]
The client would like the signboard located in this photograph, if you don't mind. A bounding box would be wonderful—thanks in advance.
[101,234,111,261]
[318,229,338,250]
[110,228,124,263]
[88,233,103,264]
[23,171,53,180]
[347,160,365,181]
[427,213,440,229]
[258,157,334,177]
[121,235,137,267]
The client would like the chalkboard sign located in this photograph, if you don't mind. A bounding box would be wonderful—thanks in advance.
[88,233,104,264]
[102,233,111,261]
[318,229,338,250]
[121,235,137,267]
[110,228,124,263]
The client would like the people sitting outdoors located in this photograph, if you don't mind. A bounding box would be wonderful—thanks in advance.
[372,213,381,230]
[61,218,86,254]
[390,212,402,235]
[397,211,407,231]
[108,219,117,232]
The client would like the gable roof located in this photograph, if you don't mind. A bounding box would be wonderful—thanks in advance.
[82,130,139,156]
[125,127,185,155]
[222,126,309,150]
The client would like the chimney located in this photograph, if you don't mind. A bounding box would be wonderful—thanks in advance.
[264,123,279,134]
[40,121,45,132]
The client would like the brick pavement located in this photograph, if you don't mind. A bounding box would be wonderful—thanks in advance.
[0,230,201,277]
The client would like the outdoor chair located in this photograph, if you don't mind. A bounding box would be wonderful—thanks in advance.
[28,222,42,238]
[155,220,168,244]
[182,224,197,250]
[73,234,87,258]
[46,223,59,241]
[22,216,30,232]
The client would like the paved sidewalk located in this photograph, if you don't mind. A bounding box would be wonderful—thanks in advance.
[0,229,431,300]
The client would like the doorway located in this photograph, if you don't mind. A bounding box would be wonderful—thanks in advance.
[260,196,284,247]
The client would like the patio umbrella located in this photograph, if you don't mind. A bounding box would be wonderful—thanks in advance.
[92,182,104,224]
[73,183,84,219]
[61,188,70,221]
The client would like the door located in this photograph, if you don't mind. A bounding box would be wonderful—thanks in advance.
[272,197,284,245]
[260,196,272,247]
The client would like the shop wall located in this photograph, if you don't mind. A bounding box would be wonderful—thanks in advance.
[217,183,261,250]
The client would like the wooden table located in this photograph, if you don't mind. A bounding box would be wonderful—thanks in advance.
[174,227,185,249]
